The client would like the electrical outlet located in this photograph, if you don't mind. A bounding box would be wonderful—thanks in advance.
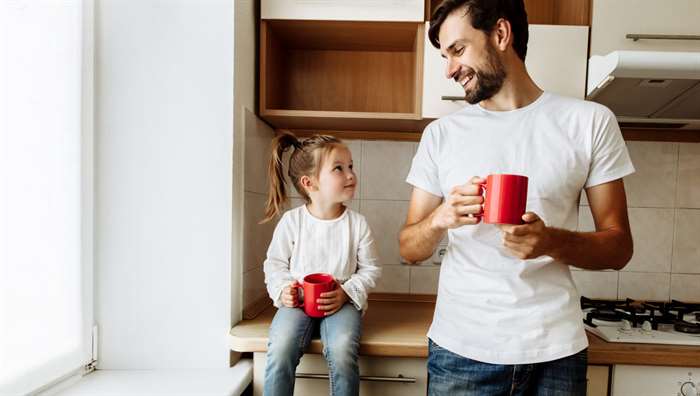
[433,244,448,265]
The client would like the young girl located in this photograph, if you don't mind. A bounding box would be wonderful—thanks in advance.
[260,132,381,396]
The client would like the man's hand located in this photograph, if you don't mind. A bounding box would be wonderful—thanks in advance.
[281,281,300,308]
[498,212,554,260]
[316,284,349,316]
[430,176,485,230]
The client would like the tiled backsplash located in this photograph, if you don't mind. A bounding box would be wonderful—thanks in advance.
[243,112,700,310]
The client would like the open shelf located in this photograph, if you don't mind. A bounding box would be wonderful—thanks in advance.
[260,20,425,132]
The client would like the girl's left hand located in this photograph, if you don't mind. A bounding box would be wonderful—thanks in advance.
[316,284,349,316]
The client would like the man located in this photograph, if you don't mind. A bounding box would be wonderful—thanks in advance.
[399,0,634,394]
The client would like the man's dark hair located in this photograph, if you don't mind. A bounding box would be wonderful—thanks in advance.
[428,0,529,62]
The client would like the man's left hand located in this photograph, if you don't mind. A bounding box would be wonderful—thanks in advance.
[498,212,553,260]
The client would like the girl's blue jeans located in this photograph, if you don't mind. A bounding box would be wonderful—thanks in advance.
[263,303,361,396]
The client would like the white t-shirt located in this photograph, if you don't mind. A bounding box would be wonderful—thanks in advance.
[406,92,635,364]
[263,205,381,311]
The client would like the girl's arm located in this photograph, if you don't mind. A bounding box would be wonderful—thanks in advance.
[341,217,381,311]
[263,213,297,307]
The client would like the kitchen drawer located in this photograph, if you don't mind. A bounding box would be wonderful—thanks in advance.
[252,352,427,396]
[590,0,700,56]
[261,0,424,22]
[422,23,588,119]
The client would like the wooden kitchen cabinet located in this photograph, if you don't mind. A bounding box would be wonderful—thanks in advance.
[587,365,611,396]
[590,0,700,57]
[262,0,424,22]
[422,23,589,118]
[426,0,590,25]
[252,352,427,396]
[260,19,428,132]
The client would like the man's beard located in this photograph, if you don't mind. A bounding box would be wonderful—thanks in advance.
[463,43,507,105]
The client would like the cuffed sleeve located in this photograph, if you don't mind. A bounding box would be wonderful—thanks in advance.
[341,216,381,311]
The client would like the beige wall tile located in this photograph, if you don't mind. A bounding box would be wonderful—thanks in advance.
[624,141,678,208]
[244,109,274,194]
[623,208,674,272]
[618,272,670,301]
[361,200,409,265]
[677,143,700,208]
[670,274,700,303]
[244,192,276,271]
[578,205,594,232]
[242,266,266,310]
[361,140,414,200]
[373,265,410,293]
[672,209,700,274]
[409,266,440,294]
[571,270,619,300]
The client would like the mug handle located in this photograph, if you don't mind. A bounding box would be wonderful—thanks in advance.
[292,282,304,309]
[472,181,487,218]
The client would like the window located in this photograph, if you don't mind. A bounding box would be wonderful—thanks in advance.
[0,0,93,394]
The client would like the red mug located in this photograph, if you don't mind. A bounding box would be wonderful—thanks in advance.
[478,174,528,224]
[294,273,336,318]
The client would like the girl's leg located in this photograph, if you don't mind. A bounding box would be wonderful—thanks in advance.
[263,307,315,396]
[320,303,362,396]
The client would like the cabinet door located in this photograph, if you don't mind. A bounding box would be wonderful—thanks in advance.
[590,0,700,56]
[587,365,610,396]
[252,352,427,396]
[422,24,589,119]
[526,25,589,99]
[261,0,424,22]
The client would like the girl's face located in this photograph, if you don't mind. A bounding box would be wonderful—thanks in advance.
[311,146,356,205]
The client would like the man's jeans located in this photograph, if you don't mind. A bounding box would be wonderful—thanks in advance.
[263,303,361,396]
[428,339,588,396]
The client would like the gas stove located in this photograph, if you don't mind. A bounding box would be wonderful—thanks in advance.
[581,297,700,346]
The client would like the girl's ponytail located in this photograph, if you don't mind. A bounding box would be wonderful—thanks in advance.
[261,131,300,223]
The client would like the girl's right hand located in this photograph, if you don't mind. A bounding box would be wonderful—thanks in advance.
[281,281,300,308]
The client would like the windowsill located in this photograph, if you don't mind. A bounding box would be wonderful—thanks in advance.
[48,360,253,396]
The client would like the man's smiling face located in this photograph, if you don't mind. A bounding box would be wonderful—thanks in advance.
[438,7,507,104]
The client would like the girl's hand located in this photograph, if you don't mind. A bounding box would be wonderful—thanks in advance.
[316,284,349,316]
[281,281,300,308]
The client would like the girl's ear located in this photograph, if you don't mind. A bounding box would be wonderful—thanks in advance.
[299,175,315,193]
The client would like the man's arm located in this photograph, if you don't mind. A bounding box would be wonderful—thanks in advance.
[500,179,633,270]
[399,178,485,263]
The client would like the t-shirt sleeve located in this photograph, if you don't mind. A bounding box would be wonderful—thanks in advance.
[263,212,297,308]
[585,107,636,188]
[406,123,443,197]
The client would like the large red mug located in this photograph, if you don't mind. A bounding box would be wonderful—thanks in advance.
[294,273,336,318]
[478,174,528,224]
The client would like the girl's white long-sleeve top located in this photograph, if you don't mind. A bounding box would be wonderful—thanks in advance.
[263,204,381,311]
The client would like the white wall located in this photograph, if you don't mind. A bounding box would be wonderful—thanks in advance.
[95,0,235,369]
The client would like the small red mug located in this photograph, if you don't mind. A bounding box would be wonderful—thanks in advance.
[477,174,528,224]
[294,273,336,318]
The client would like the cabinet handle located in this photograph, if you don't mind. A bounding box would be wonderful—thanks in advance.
[296,373,416,383]
[441,96,466,101]
[626,33,700,42]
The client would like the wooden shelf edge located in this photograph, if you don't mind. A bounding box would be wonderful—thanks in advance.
[276,128,423,141]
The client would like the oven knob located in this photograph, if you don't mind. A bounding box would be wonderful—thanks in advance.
[641,320,652,332]
[680,381,698,396]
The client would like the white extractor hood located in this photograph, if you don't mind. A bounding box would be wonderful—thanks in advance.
[587,50,700,129]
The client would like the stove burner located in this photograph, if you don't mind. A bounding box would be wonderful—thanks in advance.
[591,309,622,322]
[674,321,700,334]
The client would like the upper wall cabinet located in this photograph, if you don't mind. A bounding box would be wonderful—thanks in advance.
[422,24,589,119]
[260,20,427,132]
[590,0,700,56]
[262,0,424,22]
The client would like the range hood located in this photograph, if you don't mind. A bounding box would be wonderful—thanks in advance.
[587,50,700,129]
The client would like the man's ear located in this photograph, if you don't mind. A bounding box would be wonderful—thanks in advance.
[492,17,512,52]
[299,175,315,193]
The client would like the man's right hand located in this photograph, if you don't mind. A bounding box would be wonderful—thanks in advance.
[281,281,300,308]
[430,176,485,230]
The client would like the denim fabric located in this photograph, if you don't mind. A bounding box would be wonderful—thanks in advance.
[263,303,361,396]
[427,339,588,396]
